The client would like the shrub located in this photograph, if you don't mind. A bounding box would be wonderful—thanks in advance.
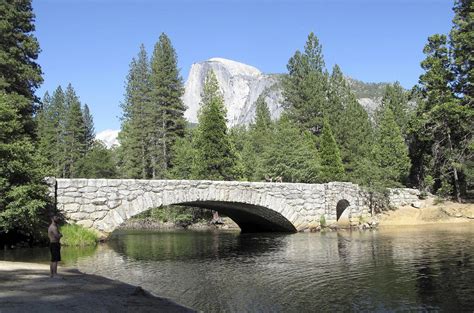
[60,224,98,247]
[319,215,326,227]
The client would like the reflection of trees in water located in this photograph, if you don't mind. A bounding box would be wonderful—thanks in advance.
[107,230,288,262]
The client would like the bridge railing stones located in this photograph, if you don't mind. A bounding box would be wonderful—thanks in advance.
[46,178,421,235]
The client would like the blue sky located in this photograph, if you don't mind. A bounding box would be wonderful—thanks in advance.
[33,0,455,133]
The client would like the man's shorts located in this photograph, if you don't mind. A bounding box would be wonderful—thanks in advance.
[50,242,61,262]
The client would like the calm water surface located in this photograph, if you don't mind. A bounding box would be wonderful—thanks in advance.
[2,225,474,312]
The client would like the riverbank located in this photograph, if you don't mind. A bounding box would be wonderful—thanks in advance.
[378,198,474,226]
[0,261,196,313]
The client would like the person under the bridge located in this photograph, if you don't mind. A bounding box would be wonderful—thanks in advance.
[48,215,63,278]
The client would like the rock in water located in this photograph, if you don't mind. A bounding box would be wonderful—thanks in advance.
[183,58,284,127]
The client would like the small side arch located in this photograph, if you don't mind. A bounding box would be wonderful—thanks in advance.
[336,199,350,222]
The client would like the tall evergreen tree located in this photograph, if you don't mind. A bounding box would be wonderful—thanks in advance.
[414,33,473,200]
[169,130,195,179]
[373,107,411,186]
[118,45,151,179]
[82,104,95,152]
[192,71,238,180]
[149,33,186,178]
[247,94,274,181]
[76,142,117,178]
[37,91,55,174]
[63,84,86,178]
[319,118,345,182]
[263,115,320,183]
[449,0,473,107]
[0,0,49,242]
[379,82,411,135]
[283,32,329,135]
[339,95,374,177]
[327,64,348,138]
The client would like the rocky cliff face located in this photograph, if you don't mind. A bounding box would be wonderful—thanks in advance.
[183,58,389,127]
[183,58,284,127]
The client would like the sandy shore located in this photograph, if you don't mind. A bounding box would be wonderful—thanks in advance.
[0,261,196,313]
[378,198,474,226]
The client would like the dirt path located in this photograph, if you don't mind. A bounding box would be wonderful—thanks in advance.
[0,261,196,313]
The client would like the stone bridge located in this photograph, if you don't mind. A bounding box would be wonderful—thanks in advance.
[47,178,373,235]
[47,178,420,236]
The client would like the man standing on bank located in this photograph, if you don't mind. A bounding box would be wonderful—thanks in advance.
[48,215,62,278]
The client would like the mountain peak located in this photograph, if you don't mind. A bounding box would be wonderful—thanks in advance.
[205,57,262,77]
[183,58,282,126]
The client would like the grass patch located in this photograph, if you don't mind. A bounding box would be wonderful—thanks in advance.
[60,224,99,247]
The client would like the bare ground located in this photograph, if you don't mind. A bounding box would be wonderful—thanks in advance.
[0,261,196,313]
[378,198,474,226]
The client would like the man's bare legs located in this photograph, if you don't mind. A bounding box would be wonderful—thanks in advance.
[50,261,58,277]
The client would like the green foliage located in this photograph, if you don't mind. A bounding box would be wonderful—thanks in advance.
[117,44,151,179]
[283,32,329,135]
[319,118,345,182]
[373,107,411,186]
[263,115,320,183]
[379,82,411,135]
[76,141,117,178]
[60,224,98,247]
[449,0,473,107]
[135,206,212,227]
[82,104,95,151]
[118,35,186,179]
[37,84,96,179]
[242,94,274,181]
[63,84,87,178]
[411,21,473,201]
[193,71,239,180]
[319,215,326,227]
[0,1,50,243]
[148,33,186,178]
[169,129,195,179]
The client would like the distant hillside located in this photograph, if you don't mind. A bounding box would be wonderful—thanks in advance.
[345,77,390,99]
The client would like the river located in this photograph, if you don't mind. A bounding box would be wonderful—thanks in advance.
[2,224,474,312]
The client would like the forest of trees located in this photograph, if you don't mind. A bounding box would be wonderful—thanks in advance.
[0,0,472,244]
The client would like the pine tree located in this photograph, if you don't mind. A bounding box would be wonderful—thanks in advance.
[373,107,411,186]
[118,45,151,179]
[327,64,348,138]
[169,130,195,179]
[149,33,186,178]
[247,94,274,181]
[192,71,238,180]
[338,95,374,177]
[76,142,117,178]
[49,86,67,177]
[319,118,345,182]
[450,0,473,107]
[263,114,320,183]
[283,32,329,135]
[414,33,473,201]
[62,84,86,178]
[0,0,49,242]
[378,82,411,135]
[36,91,55,174]
[82,104,95,152]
